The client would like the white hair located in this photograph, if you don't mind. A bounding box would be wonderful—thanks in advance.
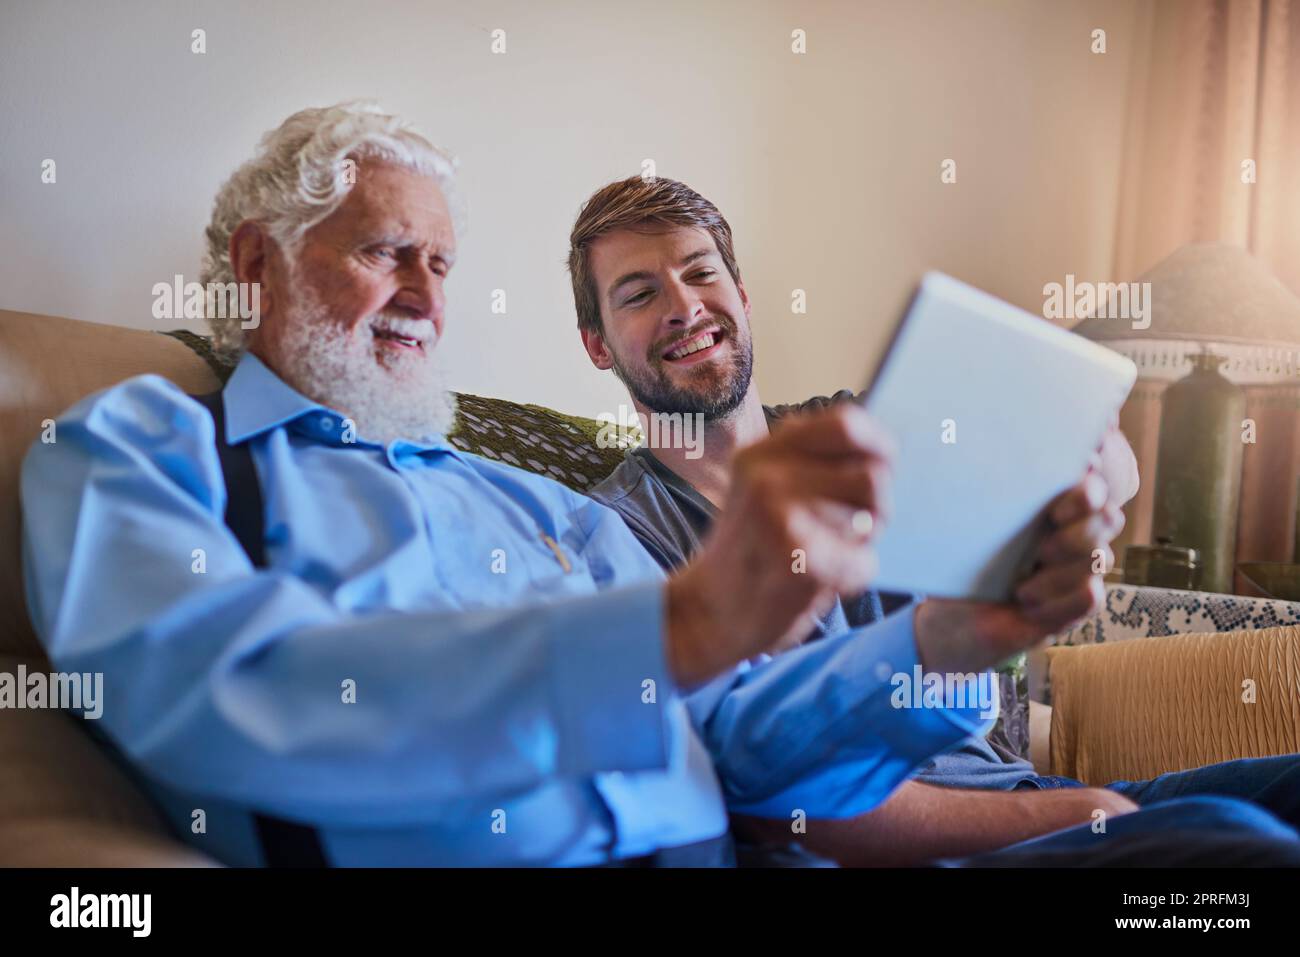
[200,100,464,357]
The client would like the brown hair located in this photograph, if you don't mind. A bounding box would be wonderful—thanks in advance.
[568,176,741,335]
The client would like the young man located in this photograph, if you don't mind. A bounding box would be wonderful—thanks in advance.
[567,174,1300,866]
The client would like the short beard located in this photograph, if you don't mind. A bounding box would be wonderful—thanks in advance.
[269,281,457,445]
[609,320,754,422]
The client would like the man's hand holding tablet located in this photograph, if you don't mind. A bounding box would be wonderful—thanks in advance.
[666,403,1128,684]
[913,471,1124,674]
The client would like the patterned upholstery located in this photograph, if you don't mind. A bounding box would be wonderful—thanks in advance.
[1051,583,1300,646]
[449,397,626,492]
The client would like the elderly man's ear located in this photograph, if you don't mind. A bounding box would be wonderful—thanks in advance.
[581,327,615,371]
[229,221,277,328]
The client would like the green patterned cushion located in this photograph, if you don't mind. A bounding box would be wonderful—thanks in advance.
[163,330,632,492]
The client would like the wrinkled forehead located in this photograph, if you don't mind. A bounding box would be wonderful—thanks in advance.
[314,159,457,254]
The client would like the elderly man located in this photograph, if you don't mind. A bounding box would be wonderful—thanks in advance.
[567,173,1300,866]
[14,102,1262,868]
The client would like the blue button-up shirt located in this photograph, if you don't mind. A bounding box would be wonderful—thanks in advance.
[21,352,990,866]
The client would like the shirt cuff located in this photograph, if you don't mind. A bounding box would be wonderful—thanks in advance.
[549,580,676,776]
[867,605,997,763]
[729,607,995,819]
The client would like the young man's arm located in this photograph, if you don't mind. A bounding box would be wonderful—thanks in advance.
[733,780,1138,866]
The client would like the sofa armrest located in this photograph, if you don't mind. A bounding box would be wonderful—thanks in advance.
[1029,583,1300,706]
[0,653,217,867]
[1044,626,1300,785]
[0,818,217,867]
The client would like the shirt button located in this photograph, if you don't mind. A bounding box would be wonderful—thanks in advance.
[319,415,334,430]
[874,661,893,681]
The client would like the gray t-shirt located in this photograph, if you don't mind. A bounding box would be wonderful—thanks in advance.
[588,393,1037,791]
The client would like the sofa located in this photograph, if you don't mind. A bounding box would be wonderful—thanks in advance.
[3,306,1300,866]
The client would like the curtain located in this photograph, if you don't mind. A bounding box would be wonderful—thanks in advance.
[1110,0,1300,590]
[1114,0,1300,290]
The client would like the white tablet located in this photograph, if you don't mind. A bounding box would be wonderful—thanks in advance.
[861,272,1137,601]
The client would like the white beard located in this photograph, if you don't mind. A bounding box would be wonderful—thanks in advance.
[269,283,458,445]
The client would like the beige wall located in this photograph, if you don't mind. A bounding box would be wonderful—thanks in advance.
[0,0,1140,417]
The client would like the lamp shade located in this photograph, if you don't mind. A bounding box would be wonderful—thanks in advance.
[1073,244,1300,384]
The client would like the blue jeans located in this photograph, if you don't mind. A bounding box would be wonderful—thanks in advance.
[954,754,1300,866]
[1106,754,1300,827]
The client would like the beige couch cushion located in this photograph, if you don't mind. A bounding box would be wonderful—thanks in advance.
[1047,626,1300,784]
[0,652,213,866]
[0,309,219,660]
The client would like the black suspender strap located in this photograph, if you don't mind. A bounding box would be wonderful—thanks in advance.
[191,390,330,868]
[192,390,266,567]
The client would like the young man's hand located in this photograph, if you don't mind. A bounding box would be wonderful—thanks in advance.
[913,472,1124,675]
[666,404,893,686]
[1095,417,1139,508]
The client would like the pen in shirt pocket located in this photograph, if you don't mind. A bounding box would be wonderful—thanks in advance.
[539,532,572,573]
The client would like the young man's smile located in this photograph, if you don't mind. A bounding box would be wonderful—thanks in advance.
[660,324,728,366]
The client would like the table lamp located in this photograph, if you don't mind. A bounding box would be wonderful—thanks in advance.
[1072,243,1300,594]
